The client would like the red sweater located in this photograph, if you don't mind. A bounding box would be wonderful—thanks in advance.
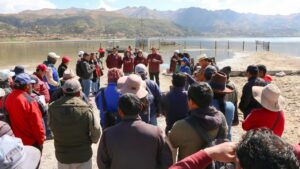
[106,54,122,69]
[1,90,45,145]
[122,56,134,73]
[33,73,50,103]
[242,108,285,136]
[147,53,163,73]
[134,56,148,67]
[169,150,212,169]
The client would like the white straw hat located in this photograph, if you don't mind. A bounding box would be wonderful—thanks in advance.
[252,84,285,112]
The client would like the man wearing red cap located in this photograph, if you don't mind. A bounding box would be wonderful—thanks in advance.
[33,64,50,103]
[58,56,71,79]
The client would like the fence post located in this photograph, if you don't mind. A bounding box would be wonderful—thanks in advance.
[227,40,230,50]
[243,41,245,51]
[256,41,258,51]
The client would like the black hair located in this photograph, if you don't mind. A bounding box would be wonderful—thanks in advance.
[13,83,27,90]
[188,82,213,108]
[47,56,57,65]
[118,93,142,116]
[213,93,226,115]
[172,73,186,87]
[237,128,300,169]
[257,64,267,75]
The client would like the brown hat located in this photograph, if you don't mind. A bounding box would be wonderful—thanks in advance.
[62,79,82,94]
[209,72,233,94]
[62,69,79,81]
[120,74,148,99]
[252,84,285,112]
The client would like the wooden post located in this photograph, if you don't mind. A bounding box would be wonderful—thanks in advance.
[227,40,230,50]
[256,41,258,52]
[215,41,217,50]
[158,39,161,50]
[200,41,202,49]
[242,41,245,51]
[184,40,186,49]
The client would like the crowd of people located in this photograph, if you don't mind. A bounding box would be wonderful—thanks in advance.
[0,46,299,169]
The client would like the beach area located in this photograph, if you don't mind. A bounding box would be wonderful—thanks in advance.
[39,51,300,169]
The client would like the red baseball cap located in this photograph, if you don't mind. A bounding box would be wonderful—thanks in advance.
[36,64,47,72]
[98,48,105,53]
[62,56,71,64]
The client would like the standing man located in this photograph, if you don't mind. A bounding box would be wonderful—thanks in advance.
[239,65,267,119]
[122,50,135,75]
[44,52,61,98]
[147,47,163,86]
[58,56,71,78]
[134,50,148,67]
[33,64,50,103]
[80,52,95,97]
[1,73,45,150]
[106,47,122,69]
[49,79,101,169]
[170,50,179,73]
[97,93,172,169]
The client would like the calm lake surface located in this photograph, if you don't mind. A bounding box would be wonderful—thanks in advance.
[0,37,300,71]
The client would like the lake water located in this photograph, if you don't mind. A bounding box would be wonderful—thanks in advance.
[0,37,300,71]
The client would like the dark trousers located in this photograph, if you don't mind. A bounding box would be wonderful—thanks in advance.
[150,72,160,86]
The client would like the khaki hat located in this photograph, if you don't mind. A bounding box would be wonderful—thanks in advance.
[252,84,285,112]
[120,74,148,99]
[48,52,60,59]
[62,69,79,81]
[198,54,208,61]
[62,79,82,94]
[117,76,128,89]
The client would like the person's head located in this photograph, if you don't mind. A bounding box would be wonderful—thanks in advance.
[12,65,25,76]
[124,50,131,57]
[210,72,233,95]
[135,64,148,80]
[204,65,217,81]
[198,54,210,68]
[137,50,143,57]
[78,51,84,58]
[237,128,300,169]
[120,74,148,99]
[47,52,60,64]
[108,68,123,83]
[257,64,267,78]
[62,69,78,81]
[246,65,259,78]
[118,93,142,118]
[151,47,157,54]
[180,57,189,66]
[172,73,186,88]
[220,66,232,81]
[35,64,47,77]
[0,70,14,86]
[62,79,82,97]
[174,50,179,56]
[83,52,90,61]
[62,56,71,66]
[0,135,41,169]
[13,73,36,93]
[187,82,213,110]
[112,48,118,54]
[135,48,139,53]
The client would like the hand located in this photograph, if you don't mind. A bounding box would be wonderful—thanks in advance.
[204,142,237,163]
[152,59,158,62]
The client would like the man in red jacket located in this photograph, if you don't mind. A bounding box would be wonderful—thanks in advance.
[32,64,50,103]
[106,48,122,69]
[0,73,45,150]
[147,47,163,86]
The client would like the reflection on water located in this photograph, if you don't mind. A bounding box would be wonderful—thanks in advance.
[0,37,299,71]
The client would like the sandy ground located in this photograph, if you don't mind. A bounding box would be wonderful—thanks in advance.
[40,51,300,169]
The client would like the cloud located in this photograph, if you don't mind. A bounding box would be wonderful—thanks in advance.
[0,0,56,14]
[98,0,115,11]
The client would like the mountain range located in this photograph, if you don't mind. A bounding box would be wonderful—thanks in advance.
[0,6,300,39]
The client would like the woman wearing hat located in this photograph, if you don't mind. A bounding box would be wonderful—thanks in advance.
[242,84,285,137]
[210,72,235,141]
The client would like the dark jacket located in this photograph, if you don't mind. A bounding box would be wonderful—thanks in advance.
[58,63,68,78]
[147,54,163,73]
[80,60,95,80]
[239,77,267,119]
[48,96,101,164]
[97,116,172,169]
[161,86,189,134]
[145,80,161,118]
[122,56,134,73]
[134,56,148,67]
[106,54,122,69]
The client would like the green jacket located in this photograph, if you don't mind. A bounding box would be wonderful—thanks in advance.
[48,96,101,164]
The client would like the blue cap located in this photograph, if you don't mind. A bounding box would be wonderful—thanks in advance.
[180,57,189,64]
[14,73,36,85]
[12,65,25,75]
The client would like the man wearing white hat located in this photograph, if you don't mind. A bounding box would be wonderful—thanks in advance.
[43,52,61,98]
[0,70,14,95]
[242,84,285,137]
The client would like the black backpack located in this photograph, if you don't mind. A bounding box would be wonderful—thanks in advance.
[0,94,10,125]
[76,60,83,77]
[186,116,235,169]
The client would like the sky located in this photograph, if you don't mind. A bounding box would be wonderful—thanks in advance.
[1,0,300,15]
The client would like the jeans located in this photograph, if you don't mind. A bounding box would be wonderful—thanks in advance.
[149,72,160,86]
[43,115,52,137]
[92,78,99,94]
[225,109,234,141]
[82,79,92,97]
